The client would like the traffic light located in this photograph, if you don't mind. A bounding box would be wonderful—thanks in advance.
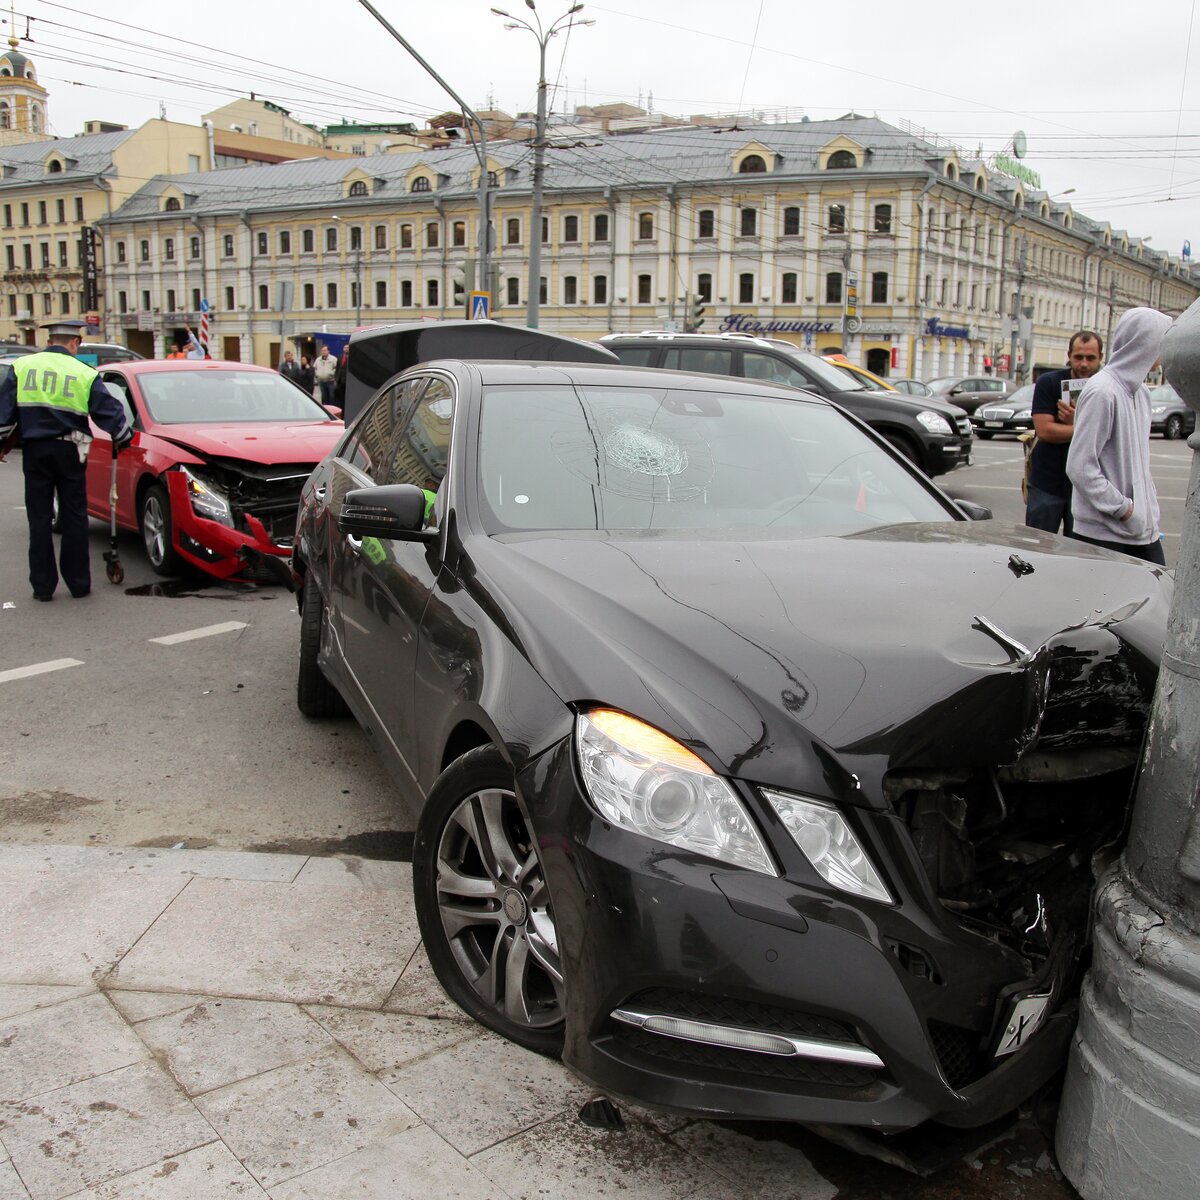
[983,356,993,369]
[688,294,707,332]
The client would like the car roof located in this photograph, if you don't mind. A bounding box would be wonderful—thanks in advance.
[418,357,829,400]
[104,360,276,375]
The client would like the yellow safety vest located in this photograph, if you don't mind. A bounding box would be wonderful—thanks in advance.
[15,352,97,416]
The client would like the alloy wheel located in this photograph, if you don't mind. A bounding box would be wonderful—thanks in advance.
[143,493,167,566]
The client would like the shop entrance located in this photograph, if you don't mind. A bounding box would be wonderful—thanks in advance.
[126,330,154,358]
[866,348,891,377]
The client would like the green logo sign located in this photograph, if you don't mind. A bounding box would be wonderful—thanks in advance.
[993,154,1042,190]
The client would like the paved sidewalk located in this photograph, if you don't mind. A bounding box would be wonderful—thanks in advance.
[0,845,1073,1199]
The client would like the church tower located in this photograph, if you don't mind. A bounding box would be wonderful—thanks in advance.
[0,24,50,146]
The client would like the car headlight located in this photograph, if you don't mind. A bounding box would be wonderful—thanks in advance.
[576,709,776,876]
[1151,405,1167,416]
[916,410,953,435]
[762,790,893,903]
[180,466,234,527]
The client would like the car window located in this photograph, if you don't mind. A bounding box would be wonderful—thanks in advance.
[610,346,658,367]
[136,369,332,424]
[662,347,734,376]
[378,376,454,491]
[478,383,951,535]
[792,353,869,392]
[926,377,957,391]
[742,352,810,389]
[345,379,425,481]
[100,372,136,428]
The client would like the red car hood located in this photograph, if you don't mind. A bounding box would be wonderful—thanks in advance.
[149,420,343,464]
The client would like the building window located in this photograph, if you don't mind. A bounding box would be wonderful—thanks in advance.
[828,204,846,233]
[75,198,83,222]
[41,293,52,315]
[257,284,268,309]
[117,291,127,314]
[191,288,201,310]
[56,198,64,223]
[38,200,47,224]
[923,274,931,301]
[279,230,292,254]
[116,241,127,263]
[225,286,235,309]
[697,209,714,239]
[563,275,577,305]
[939,278,947,305]
[637,212,654,240]
[253,231,266,255]
[375,280,387,307]
[738,273,754,303]
[400,224,413,249]
[452,221,465,247]
[826,272,843,303]
[300,228,313,253]
[871,271,888,303]
[506,217,520,244]
[349,180,368,197]
[740,208,757,237]
[698,273,712,302]
[2,203,9,226]
[959,220,967,249]
[563,215,579,242]
[303,283,315,308]
[20,202,29,225]
[783,206,800,236]
[325,227,338,252]
[401,280,413,306]
[506,276,519,305]
[541,216,549,244]
[223,233,234,257]
[427,279,439,306]
[411,176,431,193]
[190,236,200,259]
[374,224,387,250]
[985,285,992,310]
[22,245,31,269]
[166,289,177,312]
[351,281,361,310]
[139,240,150,262]
[827,150,857,169]
[487,170,499,187]
[637,273,652,304]
[164,238,175,261]
[57,241,67,267]
[3,246,11,269]
[59,292,70,314]
[39,242,49,267]
[164,196,181,211]
[873,204,892,234]
[539,276,547,304]
[425,222,439,248]
[593,212,609,242]
[593,274,607,304]
[955,281,963,307]
[350,225,362,251]
[739,154,767,173]
[326,282,338,308]
[781,272,797,303]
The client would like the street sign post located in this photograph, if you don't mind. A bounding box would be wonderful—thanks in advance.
[469,291,491,321]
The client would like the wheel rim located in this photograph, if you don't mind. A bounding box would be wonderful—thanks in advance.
[1166,415,1183,439]
[143,494,166,565]
[435,787,565,1030]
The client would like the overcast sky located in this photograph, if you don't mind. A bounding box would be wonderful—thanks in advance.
[15,0,1199,258]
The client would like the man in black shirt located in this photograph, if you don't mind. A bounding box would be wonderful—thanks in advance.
[1024,330,1103,535]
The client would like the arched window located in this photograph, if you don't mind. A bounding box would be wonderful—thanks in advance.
[739,154,767,173]
[348,180,369,197]
[974,174,986,191]
[31,104,42,133]
[0,103,10,130]
[47,159,62,173]
[411,176,431,193]
[827,150,857,169]
[487,170,499,187]
[783,206,800,236]
[1040,202,1050,218]
[945,162,958,180]
[163,196,181,211]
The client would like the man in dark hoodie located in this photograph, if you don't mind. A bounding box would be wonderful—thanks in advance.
[1066,307,1173,564]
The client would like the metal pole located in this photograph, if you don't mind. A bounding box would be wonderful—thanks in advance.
[355,0,490,305]
[1008,238,1025,381]
[1056,297,1200,1195]
[355,247,362,325]
[528,35,548,328]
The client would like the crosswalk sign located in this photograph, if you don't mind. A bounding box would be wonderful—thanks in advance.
[469,291,490,320]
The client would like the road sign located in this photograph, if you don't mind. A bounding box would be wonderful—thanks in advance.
[469,291,490,321]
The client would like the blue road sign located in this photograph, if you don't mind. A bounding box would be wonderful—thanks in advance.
[469,291,490,321]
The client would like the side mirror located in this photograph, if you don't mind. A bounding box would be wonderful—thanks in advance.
[955,500,993,521]
[949,385,964,395]
[339,485,435,543]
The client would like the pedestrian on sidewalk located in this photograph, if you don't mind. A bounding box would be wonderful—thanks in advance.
[313,345,337,406]
[299,354,315,397]
[279,350,303,386]
[1024,330,1104,536]
[0,320,133,601]
[1066,307,1173,564]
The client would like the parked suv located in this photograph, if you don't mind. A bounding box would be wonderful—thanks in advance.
[600,332,973,476]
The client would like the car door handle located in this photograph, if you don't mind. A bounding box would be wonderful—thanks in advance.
[346,533,362,552]
[315,485,326,501]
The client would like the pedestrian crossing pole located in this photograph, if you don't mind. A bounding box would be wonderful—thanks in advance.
[199,299,210,357]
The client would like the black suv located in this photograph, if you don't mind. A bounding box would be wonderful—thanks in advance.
[601,332,973,477]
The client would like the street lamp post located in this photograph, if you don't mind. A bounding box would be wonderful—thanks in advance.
[492,2,594,328]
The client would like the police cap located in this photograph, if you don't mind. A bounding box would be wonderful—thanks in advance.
[41,319,87,338]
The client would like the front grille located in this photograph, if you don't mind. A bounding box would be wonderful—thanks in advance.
[627,988,856,1043]
[953,416,972,437]
[928,1020,987,1090]
[611,1024,878,1089]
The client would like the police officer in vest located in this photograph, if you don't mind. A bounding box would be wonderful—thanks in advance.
[0,320,132,601]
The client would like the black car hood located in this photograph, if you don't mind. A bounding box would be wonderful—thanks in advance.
[462,521,1169,803]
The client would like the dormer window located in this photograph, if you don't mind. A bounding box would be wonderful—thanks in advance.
[163,197,181,211]
[411,177,431,193]
[739,154,767,174]
[47,160,63,174]
[348,180,369,197]
[827,150,857,169]
[488,170,499,187]
[945,162,958,181]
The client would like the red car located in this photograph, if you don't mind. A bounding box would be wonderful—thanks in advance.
[87,360,343,581]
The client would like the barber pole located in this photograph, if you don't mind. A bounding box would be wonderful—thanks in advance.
[199,298,210,357]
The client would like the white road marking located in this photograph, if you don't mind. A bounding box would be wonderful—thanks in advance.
[150,621,248,646]
[0,658,84,684]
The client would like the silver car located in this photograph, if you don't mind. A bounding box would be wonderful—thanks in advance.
[927,375,1017,415]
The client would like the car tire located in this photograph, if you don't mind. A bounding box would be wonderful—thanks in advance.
[297,575,349,718]
[414,746,566,1056]
[140,482,183,575]
[1164,414,1185,440]
[884,432,921,468]
[975,430,994,440]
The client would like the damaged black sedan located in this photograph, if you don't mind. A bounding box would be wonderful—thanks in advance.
[293,360,1169,1135]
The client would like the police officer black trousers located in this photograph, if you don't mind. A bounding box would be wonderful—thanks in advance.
[23,438,91,598]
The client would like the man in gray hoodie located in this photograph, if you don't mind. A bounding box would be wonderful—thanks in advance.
[1066,306,1173,565]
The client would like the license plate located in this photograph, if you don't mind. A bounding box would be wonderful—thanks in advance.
[985,420,1003,428]
[994,992,1052,1057]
